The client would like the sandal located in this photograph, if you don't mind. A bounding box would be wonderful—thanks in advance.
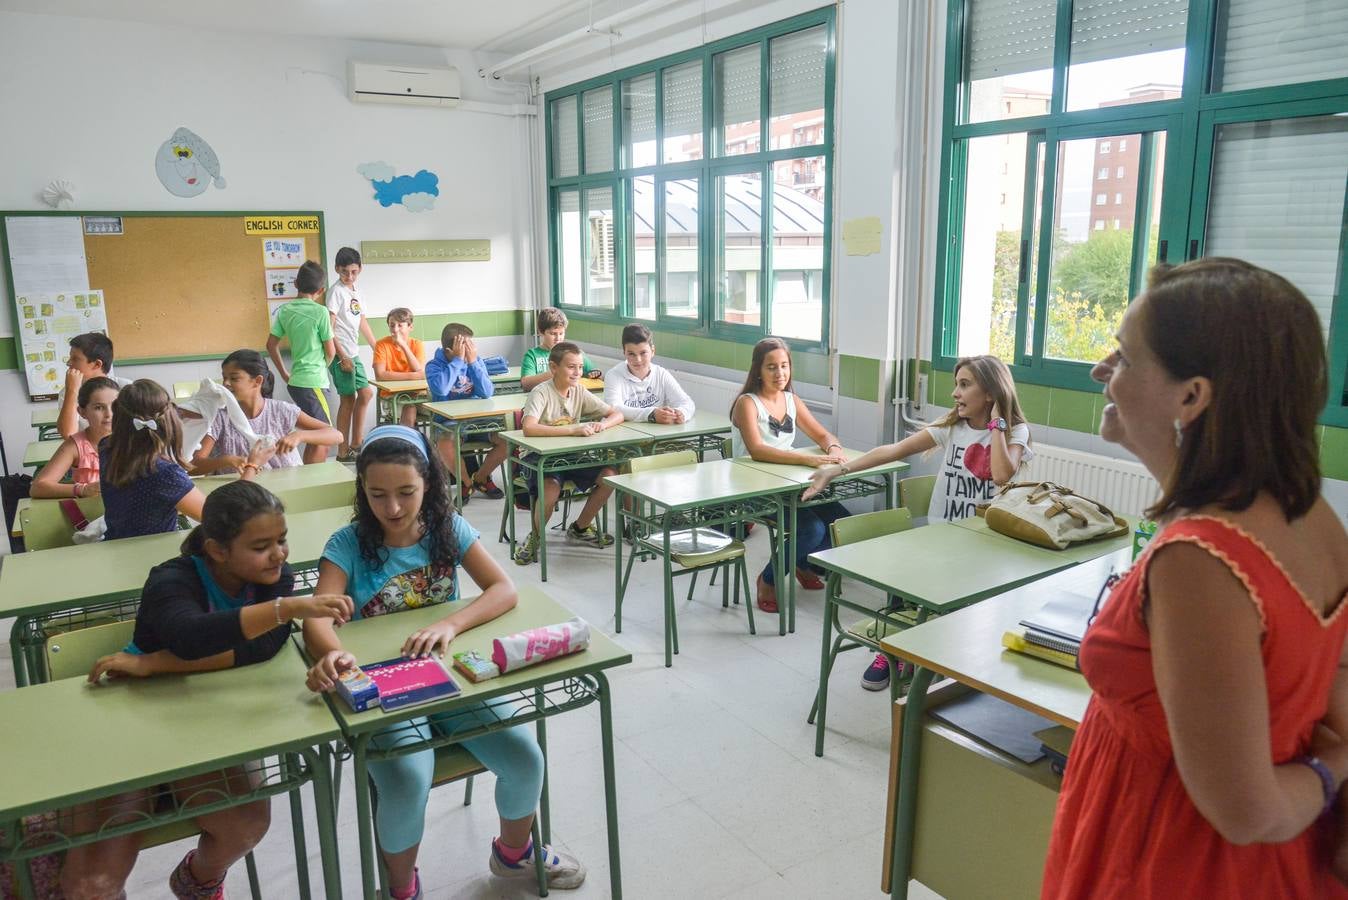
[755,575,778,613]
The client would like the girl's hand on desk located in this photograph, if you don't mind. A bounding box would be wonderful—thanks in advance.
[87,651,154,683]
[809,453,847,468]
[403,620,458,659]
[306,650,357,692]
[275,431,301,455]
[802,463,842,500]
[283,594,355,625]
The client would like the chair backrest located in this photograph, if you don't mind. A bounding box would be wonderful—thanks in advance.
[830,506,914,548]
[44,619,136,681]
[627,449,697,474]
[899,475,936,518]
[19,496,105,551]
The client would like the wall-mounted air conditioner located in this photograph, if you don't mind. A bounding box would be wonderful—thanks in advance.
[347,61,461,107]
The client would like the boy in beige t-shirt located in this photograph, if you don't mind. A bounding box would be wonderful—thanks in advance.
[514,341,624,565]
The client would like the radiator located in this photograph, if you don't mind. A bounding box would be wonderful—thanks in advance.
[1024,444,1158,519]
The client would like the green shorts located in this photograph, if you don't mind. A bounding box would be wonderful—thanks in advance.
[329,357,370,396]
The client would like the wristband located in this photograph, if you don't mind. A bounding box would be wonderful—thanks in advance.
[274,597,286,626]
[241,462,260,474]
[1297,755,1337,815]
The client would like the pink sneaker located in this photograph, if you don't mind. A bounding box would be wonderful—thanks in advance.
[861,653,891,691]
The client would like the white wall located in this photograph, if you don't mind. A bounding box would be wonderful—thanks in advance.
[0,9,537,488]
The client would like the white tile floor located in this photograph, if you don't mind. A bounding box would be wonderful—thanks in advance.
[0,495,944,899]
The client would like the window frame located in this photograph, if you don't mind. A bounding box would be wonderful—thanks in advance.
[544,8,835,353]
[933,0,1348,425]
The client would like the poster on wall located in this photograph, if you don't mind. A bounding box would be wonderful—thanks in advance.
[265,268,299,300]
[262,238,304,266]
[16,289,107,400]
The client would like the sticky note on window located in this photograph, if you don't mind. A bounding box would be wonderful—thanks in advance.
[842,217,883,256]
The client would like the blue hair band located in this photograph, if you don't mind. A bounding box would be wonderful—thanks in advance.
[360,424,429,462]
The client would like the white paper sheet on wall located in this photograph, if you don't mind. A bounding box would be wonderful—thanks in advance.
[15,288,108,400]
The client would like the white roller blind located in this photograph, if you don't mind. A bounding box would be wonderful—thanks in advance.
[1069,0,1188,66]
[966,0,1057,81]
[1216,0,1348,92]
[1205,116,1348,342]
[770,26,826,119]
[716,45,760,128]
[622,74,656,147]
[662,62,701,140]
[552,96,578,178]
[583,88,614,174]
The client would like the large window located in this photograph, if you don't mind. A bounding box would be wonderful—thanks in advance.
[547,10,834,348]
[935,0,1348,422]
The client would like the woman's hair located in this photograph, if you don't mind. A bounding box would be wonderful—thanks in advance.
[353,433,460,568]
[1139,258,1324,521]
[293,260,326,295]
[731,338,792,414]
[102,379,189,488]
[222,348,275,399]
[181,481,285,557]
[933,355,1030,443]
[77,375,120,408]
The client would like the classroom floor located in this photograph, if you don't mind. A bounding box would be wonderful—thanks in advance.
[0,493,944,900]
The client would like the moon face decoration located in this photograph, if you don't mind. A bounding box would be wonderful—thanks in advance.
[155,127,227,198]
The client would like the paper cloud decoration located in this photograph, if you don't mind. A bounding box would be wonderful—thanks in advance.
[155,127,226,198]
[358,162,439,213]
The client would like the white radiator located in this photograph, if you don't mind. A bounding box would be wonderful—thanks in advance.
[1024,444,1158,519]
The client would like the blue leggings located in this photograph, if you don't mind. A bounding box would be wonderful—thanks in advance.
[366,701,545,853]
[761,501,849,584]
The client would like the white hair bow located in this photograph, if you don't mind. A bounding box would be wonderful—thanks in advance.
[132,417,159,432]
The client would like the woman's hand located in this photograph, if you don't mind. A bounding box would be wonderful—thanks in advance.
[282,594,354,624]
[87,652,154,683]
[275,432,301,456]
[306,650,357,692]
[802,463,843,500]
[402,620,458,659]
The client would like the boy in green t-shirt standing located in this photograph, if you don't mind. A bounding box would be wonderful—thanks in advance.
[519,308,602,390]
[266,260,336,463]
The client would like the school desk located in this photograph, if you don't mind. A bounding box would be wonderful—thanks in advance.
[619,410,734,460]
[197,460,355,514]
[308,586,631,900]
[29,407,58,441]
[499,426,653,582]
[372,367,526,424]
[0,506,352,686]
[734,448,910,633]
[0,643,344,899]
[877,552,1125,899]
[604,457,796,665]
[421,395,530,508]
[21,439,60,472]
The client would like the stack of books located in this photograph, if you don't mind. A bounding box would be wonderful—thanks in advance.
[1002,588,1096,670]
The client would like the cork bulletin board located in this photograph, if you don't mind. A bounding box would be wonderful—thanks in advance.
[3,210,326,397]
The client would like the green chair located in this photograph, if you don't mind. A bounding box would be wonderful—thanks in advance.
[18,496,105,551]
[617,451,755,661]
[809,506,919,754]
[44,621,268,900]
[899,474,936,521]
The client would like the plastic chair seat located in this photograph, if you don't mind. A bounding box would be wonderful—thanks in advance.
[431,745,488,787]
[640,537,747,570]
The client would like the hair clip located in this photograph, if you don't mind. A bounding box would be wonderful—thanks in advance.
[132,417,159,432]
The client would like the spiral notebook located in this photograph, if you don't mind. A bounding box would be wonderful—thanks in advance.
[1018,588,1097,658]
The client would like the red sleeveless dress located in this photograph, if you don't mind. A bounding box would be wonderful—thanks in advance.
[1042,516,1348,899]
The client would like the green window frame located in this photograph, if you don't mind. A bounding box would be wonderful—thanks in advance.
[934,0,1348,425]
[545,8,836,352]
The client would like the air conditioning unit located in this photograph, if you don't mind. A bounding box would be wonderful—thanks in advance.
[347,61,461,107]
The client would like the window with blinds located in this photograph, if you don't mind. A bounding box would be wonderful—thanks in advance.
[663,61,703,163]
[715,45,761,156]
[583,88,614,174]
[1213,0,1347,92]
[552,95,578,178]
[769,25,826,149]
[623,74,656,169]
[965,0,1056,123]
[1065,0,1187,110]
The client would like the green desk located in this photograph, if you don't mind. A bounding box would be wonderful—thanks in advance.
[0,644,344,899]
[374,368,526,424]
[735,448,910,633]
[197,461,355,514]
[878,552,1125,899]
[0,506,352,686]
[422,396,530,510]
[604,458,795,665]
[21,440,61,472]
[619,411,734,460]
[311,587,631,899]
[30,408,59,442]
[500,426,652,582]
[811,527,1128,899]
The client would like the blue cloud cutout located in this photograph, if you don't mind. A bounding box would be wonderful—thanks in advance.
[371,169,439,208]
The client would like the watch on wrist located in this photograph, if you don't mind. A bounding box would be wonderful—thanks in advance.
[987,417,1008,433]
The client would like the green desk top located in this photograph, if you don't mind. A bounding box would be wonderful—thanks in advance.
[372,368,524,395]
[0,644,340,820]
[23,440,62,467]
[314,586,631,736]
[879,551,1129,727]
[953,514,1133,565]
[31,407,58,427]
[501,425,651,456]
[0,506,352,620]
[732,447,910,485]
[422,395,529,421]
[809,523,1080,612]
[620,411,733,440]
[196,461,355,497]
[603,457,797,510]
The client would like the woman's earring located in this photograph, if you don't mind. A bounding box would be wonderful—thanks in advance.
[1173,418,1184,448]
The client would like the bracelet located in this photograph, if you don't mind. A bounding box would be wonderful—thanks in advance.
[1297,754,1337,815]
[826,442,842,452]
[274,596,285,626]
[241,462,260,474]
[73,481,83,498]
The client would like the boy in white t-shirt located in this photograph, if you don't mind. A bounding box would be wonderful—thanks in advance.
[603,324,696,423]
[803,355,1032,691]
[326,246,378,460]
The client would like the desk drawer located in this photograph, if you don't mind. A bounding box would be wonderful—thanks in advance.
[912,717,1061,899]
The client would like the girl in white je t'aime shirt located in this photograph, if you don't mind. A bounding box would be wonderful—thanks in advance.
[803,354,1032,691]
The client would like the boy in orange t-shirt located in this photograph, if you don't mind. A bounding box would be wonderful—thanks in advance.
[371,307,427,427]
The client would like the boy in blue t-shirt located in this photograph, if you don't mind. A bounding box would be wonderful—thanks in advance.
[426,323,507,502]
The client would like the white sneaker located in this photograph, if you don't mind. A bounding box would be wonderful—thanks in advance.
[489,839,587,891]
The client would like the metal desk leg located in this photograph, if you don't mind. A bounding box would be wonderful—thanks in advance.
[787,497,799,634]
[504,453,518,552]
[596,671,623,900]
[662,518,675,667]
[889,666,935,900]
[299,744,344,900]
[10,620,30,687]
[613,499,625,632]
[284,753,312,900]
[777,497,790,636]
[352,736,379,900]
[537,461,549,582]
[814,572,841,757]
[534,685,552,845]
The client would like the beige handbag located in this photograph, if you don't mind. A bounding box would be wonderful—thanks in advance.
[980,481,1128,550]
